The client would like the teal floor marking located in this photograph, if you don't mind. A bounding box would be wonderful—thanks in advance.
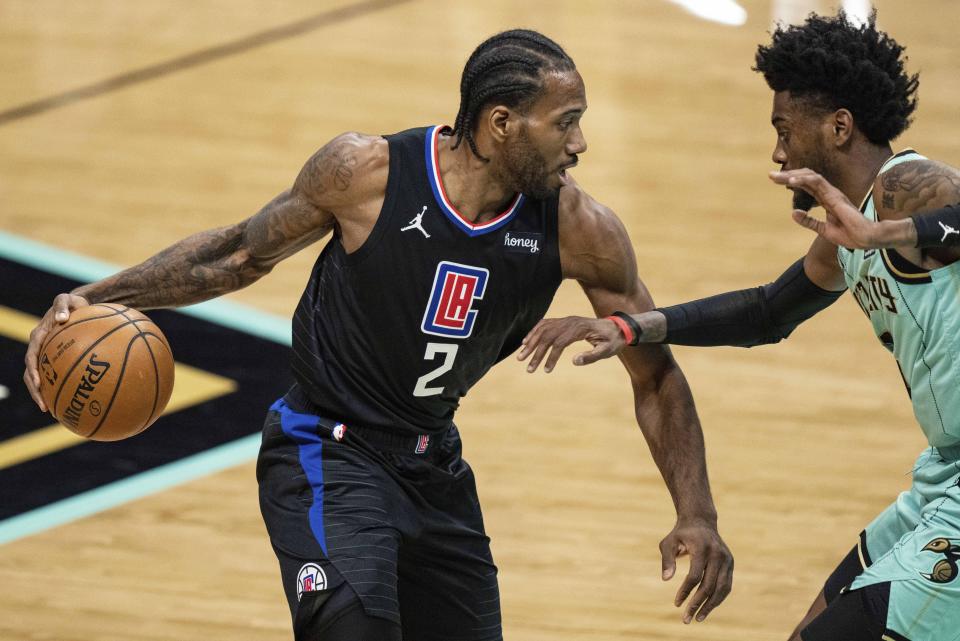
[0,231,290,544]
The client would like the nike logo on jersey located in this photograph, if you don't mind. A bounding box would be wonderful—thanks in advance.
[939,221,959,242]
[402,206,431,238]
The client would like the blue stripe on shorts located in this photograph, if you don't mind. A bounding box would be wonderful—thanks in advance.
[271,398,327,555]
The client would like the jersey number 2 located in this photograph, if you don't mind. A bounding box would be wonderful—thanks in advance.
[413,343,459,397]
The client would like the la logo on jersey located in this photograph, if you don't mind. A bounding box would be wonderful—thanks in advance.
[421,261,489,338]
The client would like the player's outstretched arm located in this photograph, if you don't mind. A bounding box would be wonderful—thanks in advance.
[521,225,846,369]
[546,182,733,624]
[23,132,387,410]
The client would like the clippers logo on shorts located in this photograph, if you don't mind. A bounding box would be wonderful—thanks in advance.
[415,434,430,454]
[296,563,328,600]
[421,261,489,339]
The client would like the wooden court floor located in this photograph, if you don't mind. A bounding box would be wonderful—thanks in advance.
[2,1,959,639]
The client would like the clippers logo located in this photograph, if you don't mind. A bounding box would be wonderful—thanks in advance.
[415,434,430,454]
[421,262,489,339]
[296,563,328,600]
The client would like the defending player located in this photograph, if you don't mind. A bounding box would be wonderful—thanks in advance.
[519,13,960,641]
[23,30,732,640]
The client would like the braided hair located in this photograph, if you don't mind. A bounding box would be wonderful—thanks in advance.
[452,29,575,160]
[754,11,918,144]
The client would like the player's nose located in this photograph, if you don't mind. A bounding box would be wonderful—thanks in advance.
[567,126,587,155]
[772,142,787,166]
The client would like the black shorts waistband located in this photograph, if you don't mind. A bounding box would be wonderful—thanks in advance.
[281,386,448,457]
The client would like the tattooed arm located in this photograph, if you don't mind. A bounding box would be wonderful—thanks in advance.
[874,159,960,266]
[23,132,388,409]
[74,132,386,308]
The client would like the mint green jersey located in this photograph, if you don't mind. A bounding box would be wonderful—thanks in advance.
[838,150,960,448]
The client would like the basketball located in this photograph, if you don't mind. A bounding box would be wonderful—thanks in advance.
[37,303,175,441]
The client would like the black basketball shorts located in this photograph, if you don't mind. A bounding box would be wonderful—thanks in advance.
[256,390,502,641]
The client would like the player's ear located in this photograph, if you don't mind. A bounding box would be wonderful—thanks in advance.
[830,109,854,147]
[486,106,512,144]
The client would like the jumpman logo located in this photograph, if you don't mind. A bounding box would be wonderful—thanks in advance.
[939,221,959,242]
[401,206,431,238]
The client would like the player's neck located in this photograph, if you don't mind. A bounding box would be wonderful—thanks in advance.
[834,143,894,205]
[437,135,519,224]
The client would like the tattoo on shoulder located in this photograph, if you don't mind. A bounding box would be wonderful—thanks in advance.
[880,161,960,214]
[300,136,361,197]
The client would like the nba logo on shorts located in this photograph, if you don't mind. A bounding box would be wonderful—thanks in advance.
[296,563,327,601]
[421,261,489,339]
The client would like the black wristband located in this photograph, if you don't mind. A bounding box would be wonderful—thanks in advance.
[611,311,642,346]
[912,203,960,248]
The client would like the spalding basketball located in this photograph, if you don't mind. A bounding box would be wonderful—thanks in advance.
[37,303,174,441]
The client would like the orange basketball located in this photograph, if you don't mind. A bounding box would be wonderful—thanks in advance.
[37,303,175,441]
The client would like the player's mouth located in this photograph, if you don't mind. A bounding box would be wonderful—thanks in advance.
[558,160,578,183]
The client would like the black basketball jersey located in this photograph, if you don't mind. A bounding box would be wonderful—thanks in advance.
[291,126,562,435]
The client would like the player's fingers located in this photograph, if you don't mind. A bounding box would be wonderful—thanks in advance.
[792,210,825,235]
[524,339,554,373]
[518,323,547,360]
[675,552,706,609]
[23,342,47,411]
[659,537,678,581]
[543,338,571,373]
[695,559,733,622]
[784,172,858,216]
[52,294,78,323]
[573,343,614,366]
[683,554,720,624]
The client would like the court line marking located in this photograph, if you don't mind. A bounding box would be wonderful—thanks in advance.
[0,231,288,545]
[0,434,261,546]
[0,230,290,344]
[0,344,236,469]
[0,0,413,126]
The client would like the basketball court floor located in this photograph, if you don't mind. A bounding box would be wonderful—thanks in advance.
[2,1,959,639]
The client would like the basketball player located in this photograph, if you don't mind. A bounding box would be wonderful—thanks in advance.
[519,13,960,641]
[22,31,733,640]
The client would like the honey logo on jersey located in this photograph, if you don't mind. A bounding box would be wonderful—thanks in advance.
[503,231,541,254]
[421,261,489,339]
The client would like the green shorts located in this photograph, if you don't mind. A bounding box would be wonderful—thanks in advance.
[849,446,960,640]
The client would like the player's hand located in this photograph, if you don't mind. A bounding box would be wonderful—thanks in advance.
[660,518,734,624]
[770,169,910,249]
[517,316,624,373]
[23,293,90,412]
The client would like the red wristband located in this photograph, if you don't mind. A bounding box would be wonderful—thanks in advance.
[606,315,635,345]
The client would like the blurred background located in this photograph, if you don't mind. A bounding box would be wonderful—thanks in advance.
[1,1,958,639]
